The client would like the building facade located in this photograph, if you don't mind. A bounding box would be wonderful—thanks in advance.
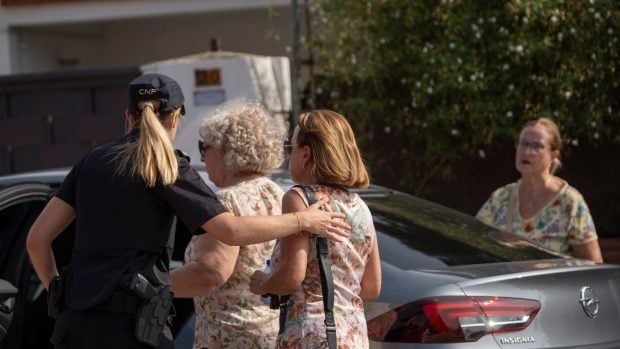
[0,0,293,76]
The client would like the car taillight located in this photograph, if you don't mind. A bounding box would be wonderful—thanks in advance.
[367,296,540,343]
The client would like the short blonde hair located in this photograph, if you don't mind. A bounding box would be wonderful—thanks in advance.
[522,117,563,174]
[297,110,370,189]
[199,101,286,175]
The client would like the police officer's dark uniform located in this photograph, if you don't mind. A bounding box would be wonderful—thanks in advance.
[50,74,227,349]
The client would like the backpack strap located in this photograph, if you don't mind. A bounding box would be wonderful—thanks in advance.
[316,226,337,349]
[278,185,337,349]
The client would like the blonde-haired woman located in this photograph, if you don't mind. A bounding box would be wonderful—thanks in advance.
[477,117,603,263]
[26,75,350,349]
[171,101,285,348]
[250,110,382,349]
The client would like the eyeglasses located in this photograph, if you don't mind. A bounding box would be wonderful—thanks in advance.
[515,139,546,152]
[198,140,207,157]
[284,139,299,156]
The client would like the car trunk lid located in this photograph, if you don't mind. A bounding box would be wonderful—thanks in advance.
[451,263,620,348]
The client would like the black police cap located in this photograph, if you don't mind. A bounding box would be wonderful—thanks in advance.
[128,73,185,115]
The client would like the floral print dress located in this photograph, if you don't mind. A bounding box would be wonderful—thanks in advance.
[271,185,377,349]
[476,179,598,254]
[184,177,282,349]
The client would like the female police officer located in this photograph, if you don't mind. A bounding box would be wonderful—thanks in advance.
[26,73,349,349]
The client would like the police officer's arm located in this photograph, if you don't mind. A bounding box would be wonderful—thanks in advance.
[26,197,76,289]
[170,233,239,297]
[202,197,350,246]
[167,158,350,245]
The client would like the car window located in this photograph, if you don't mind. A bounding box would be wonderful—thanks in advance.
[365,192,560,269]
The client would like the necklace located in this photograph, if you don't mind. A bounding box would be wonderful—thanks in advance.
[525,194,540,210]
[520,182,549,211]
[522,180,559,211]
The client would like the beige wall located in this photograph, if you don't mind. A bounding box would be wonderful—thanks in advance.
[103,8,292,67]
[11,24,104,73]
[5,5,292,74]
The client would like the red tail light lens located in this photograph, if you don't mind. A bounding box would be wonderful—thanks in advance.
[367,296,540,343]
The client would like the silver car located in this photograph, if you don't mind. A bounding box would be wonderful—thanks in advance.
[1,168,619,348]
[359,187,620,348]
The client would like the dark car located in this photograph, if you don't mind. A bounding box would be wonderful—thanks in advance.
[1,168,620,348]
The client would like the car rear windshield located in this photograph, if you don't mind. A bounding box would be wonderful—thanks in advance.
[363,191,561,269]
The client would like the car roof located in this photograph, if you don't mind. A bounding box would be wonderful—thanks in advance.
[0,168,69,187]
[0,165,394,194]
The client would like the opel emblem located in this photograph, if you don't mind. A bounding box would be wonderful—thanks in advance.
[579,286,599,318]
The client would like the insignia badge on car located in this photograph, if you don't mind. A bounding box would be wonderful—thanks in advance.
[579,286,600,318]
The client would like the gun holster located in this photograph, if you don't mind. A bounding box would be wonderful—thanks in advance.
[47,275,65,318]
[129,274,174,347]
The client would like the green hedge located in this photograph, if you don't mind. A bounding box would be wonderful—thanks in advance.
[307,0,620,195]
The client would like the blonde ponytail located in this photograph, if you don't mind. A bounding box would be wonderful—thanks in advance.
[114,101,179,187]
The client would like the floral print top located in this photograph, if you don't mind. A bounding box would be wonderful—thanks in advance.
[476,179,598,254]
[184,177,282,349]
[272,185,377,349]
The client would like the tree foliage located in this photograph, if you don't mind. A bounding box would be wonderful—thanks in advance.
[306,0,620,195]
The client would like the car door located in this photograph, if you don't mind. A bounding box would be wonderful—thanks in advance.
[0,183,52,348]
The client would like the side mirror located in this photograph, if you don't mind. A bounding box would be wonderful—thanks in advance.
[0,279,17,342]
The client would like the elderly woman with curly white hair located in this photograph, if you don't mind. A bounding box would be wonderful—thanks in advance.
[170,101,286,349]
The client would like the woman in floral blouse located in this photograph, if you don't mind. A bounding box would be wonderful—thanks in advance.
[171,102,285,348]
[476,117,603,262]
[250,110,382,349]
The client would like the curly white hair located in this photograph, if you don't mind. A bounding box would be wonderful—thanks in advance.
[199,100,287,175]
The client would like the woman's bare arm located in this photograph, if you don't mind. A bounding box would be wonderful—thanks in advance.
[359,234,382,300]
[26,197,76,288]
[170,233,239,297]
[572,240,603,263]
[250,190,310,295]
